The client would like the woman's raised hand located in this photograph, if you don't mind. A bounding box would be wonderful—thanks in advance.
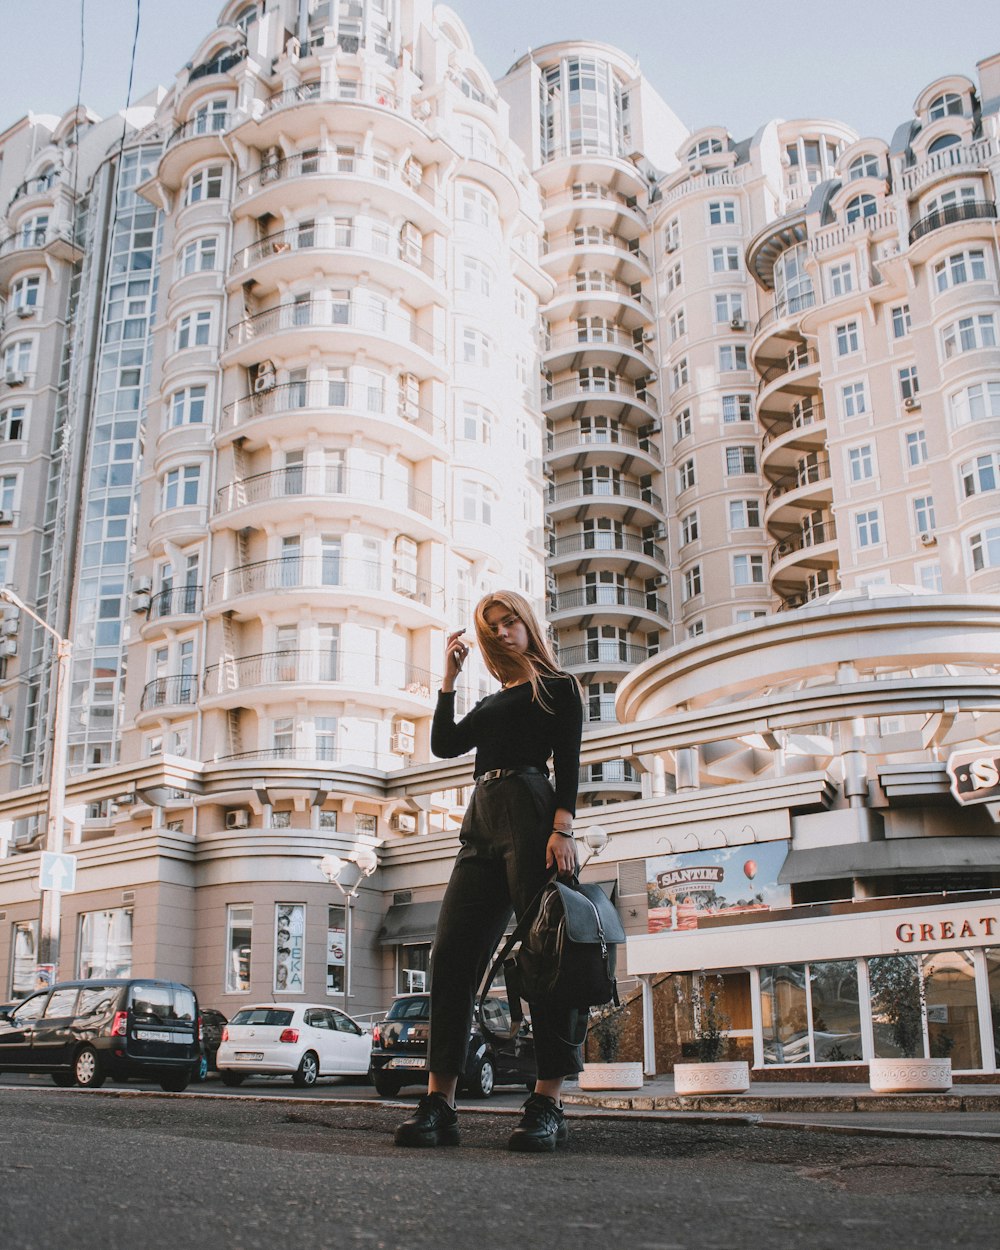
[442,629,469,692]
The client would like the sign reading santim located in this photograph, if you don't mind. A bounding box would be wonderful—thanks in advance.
[947,750,1000,804]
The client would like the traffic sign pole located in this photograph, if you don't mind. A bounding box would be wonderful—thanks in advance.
[38,637,72,975]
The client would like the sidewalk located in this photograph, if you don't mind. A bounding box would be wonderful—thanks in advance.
[561,1075,1000,1139]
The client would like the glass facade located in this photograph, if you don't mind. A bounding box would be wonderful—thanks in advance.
[540,57,629,161]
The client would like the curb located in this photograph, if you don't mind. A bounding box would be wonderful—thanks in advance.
[562,1090,1000,1113]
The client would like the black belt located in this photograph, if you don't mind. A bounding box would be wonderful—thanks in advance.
[475,767,545,784]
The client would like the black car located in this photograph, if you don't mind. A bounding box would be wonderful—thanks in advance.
[197,1007,228,1079]
[0,978,202,1091]
[369,992,535,1098]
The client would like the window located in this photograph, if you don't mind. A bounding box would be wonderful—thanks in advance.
[686,621,704,638]
[458,183,497,227]
[726,445,756,475]
[855,508,882,548]
[680,511,699,544]
[898,366,919,402]
[664,261,682,292]
[663,218,680,250]
[11,275,40,308]
[711,246,740,273]
[845,193,877,222]
[671,358,689,391]
[668,308,686,341]
[225,905,252,993]
[722,393,753,423]
[678,458,696,492]
[913,495,936,533]
[961,453,1000,498]
[842,381,868,418]
[835,321,860,356]
[825,262,853,299]
[928,92,963,120]
[736,608,768,623]
[682,565,702,600]
[951,381,1000,426]
[462,328,491,367]
[905,429,928,466]
[184,165,224,205]
[9,920,37,997]
[0,474,20,514]
[180,236,218,274]
[176,310,212,350]
[941,314,997,359]
[934,249,987,292]
[688,137,723,162]
[718,344,748,371]
[848,153,880,180]
[708,200,737,226]
[891,305,911,339]
[170,385,207,426]
[729,499,761,528]
[162,465,202,509]
[78,908,133,979]
[2,340,32,375]
[848,444,874,482]
[674,408,692,441]
[970,526,1000,572]
[459,400,491,443]
[0,405,25,441]
[733,554,765,585]
[460,255,492,296]
[714,292,744,324]
[917,563,943,592]
[461,480,493,524]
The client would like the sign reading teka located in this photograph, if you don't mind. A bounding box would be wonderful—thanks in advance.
[947,750,1000,804]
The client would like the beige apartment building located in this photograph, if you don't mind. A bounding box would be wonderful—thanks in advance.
[0,2,999,1076]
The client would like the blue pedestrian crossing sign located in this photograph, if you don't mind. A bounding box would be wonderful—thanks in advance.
[39,851,77,893]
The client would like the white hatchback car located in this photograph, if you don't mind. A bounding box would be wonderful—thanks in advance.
[216,1004,372,1087]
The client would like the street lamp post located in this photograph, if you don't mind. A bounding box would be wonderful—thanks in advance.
[318,846,378,1014]
[0,588,72,975]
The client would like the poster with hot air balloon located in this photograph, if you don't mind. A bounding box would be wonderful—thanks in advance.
[645,841,791,934]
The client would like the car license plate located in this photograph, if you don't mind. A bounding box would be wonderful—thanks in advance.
[136,1030,173,1042]
[236,1051,264,1061]
[389,1057,426,1069]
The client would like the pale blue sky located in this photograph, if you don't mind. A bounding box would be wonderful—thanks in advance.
[2,0,998,143]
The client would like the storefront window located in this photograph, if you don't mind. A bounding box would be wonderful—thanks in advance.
[986,948,1000,1068]
[922,950,981,1069]
[760,963,809,1063]
[225,904,252,993]
[869,953,925,1059]
[78,908,133,979]
[809,960,862,1062]
[327,903,346,995]
[397,943,430,994]
[9,920,38,997]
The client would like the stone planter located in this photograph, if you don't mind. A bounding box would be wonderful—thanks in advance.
[673,1060,751,1095]
[577,1061,645,1091]
[868,1057,952,1093]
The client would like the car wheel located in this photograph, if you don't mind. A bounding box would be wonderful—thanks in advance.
[371,1071,403,1098]
[73,1045,106,1089]
[160,1072,190,1093]
[52,1072,74,1087]
[197,1053,208,1081]
[292,1051,319,1088]
[220,1070,245,1087]
[466,1055,495,1099]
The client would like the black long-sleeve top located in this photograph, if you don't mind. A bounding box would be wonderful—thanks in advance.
[431,675,584,815]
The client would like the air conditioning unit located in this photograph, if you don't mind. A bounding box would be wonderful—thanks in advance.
[1,639,17,657]
[653,574,669,588]
[391,732,415,754]
[642,331,656,343]
[1,619,18,636]
[545,575,558,595]
[730,317,747,330]
[394,718,416,737]
[646,419,662,434]
[225,809,250,829]
[0,511,12,525]
[919,532,937,547]
[0,703,10,719]
[15,305,35,319]
[4,372,25,387]
[254,372,275,393]
[391,813,417,834]
[903,395,921,411]
[652,523,667,540]
[131,590,151,613]
[135,577,152,594]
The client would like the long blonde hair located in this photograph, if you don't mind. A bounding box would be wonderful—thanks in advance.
[473,590,568,707]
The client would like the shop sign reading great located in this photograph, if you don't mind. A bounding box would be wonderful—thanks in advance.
[947,749,1000,804]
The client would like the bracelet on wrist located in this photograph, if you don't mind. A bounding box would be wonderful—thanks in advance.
[552,827,574,838]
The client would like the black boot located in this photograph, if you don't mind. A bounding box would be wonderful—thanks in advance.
[394,1092,460,1148]
[507,1092,568,1153]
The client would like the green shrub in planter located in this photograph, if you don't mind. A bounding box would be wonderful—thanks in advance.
[692,973,730,1064]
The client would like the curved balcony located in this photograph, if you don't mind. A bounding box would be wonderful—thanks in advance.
[548,585,670,628]
[533,150,649,200]
[545,425,662,471]
[558,642,650,676]
[756,347,820,408]
[809,208,897,257]
[897,137,996,196]
[908,199,997,244]
[542,185,646,233]
[200,649,436,716]
[213,744,401,771]
[233,151,446,229]
[658,164,748,210]
[760,408,828,474]
[224,300,443,376]
[0,227,83,288]
[578,759,642,798]
[156,113,234,189]
[548,277,652,328]
[214,466,445,538]
[752,292,817,340]
[770,520,839,568]
[543,326,652,378]
[764,458,833,523]
[139,585,203,641]
[207,555,444,624]
[229,226,444,302]
[139,674,198,714]
[541,231,651,284]
[543,375,659,424]
[547,477,662,522]
[547,531,666,575]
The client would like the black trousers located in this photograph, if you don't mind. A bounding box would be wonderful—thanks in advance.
[428,770,584,1082]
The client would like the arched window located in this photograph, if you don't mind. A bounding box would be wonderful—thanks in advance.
[232,4,258,33]
[687,137,723,164]
[845,193,878,223]
[928,92,963,121]
[848,154,880,181]
[928,132,961,154]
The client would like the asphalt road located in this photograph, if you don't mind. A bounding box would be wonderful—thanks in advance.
[2,1085,1000,1250]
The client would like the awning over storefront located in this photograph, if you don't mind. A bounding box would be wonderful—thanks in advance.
[377,901,441,946]
[778,837,1000,885]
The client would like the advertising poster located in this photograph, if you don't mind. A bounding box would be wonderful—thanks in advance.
[274,903,305,993]
[646,841,791,933]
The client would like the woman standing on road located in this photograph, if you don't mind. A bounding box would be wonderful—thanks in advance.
[394,590,584,1153]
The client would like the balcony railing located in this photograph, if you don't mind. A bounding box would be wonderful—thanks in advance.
[546,427,662,464]
[760,404,825,449]
[165,113,234,148]
[753,291,817,336]
[230,227,444,283]
[770,521,838,565]
[235,150,444,209]
[0,228,55,258]
[552,276,652,314]
[549,586,669,618]
[558,642,650,668]
[543,326,653,360]
[202,649,435,699]
[810,208,897,256]
[765,458,832,508]
[216,466,443,524]
[221,380,444,439]
[547,479,662,512]
[262,79,402,116]
[543,375,657,411]
[214,746,398,769]
[544,185,644,217]
[898,137,996,194]
[579,760,639,786]
[543,231,650,269]
[659,165,748,208]
[584,697,618,723]
[148,585,202,619]
[208,556,442,606]
[908,199,997,244]
[757,348,819,391]
[140,674,198,711]
[550,532,665,564]
[226,298,441,356]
